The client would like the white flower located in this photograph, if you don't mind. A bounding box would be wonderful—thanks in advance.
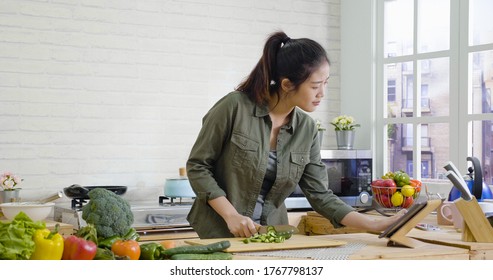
[330,115,361,131]
[1,172,22,190]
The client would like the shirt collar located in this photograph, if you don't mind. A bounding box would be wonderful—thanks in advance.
[254,104,297,134]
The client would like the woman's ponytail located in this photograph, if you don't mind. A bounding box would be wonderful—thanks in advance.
[236,31,329,106]
[237,31,289,105]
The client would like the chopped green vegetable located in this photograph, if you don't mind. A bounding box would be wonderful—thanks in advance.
[243,226,288,244]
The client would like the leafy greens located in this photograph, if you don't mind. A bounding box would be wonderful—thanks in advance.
[0,212,46,260]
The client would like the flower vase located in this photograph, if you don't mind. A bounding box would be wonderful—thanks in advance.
[0,189,21,203]
[318,130,324,147]
[336,130,355,150]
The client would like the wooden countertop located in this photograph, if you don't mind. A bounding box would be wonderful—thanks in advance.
[326,232,469,260]
[407,213,493,259]
[224,232,469,260]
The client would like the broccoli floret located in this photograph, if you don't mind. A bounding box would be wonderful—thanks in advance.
[81,188,134,239]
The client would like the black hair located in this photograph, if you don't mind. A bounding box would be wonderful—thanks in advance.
[236,31,330,105]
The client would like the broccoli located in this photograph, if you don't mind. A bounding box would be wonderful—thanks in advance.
[81,188,134,239]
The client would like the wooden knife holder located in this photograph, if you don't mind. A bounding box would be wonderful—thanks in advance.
[386,199,442,248]
[454,197,493,243]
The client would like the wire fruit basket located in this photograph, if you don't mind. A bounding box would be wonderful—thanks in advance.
[371,185,421,210]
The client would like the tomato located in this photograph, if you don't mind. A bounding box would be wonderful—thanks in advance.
[111,239,141,260]
[160,240,176,249]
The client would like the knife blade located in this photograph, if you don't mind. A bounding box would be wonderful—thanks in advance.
[445,170,473,201]
[256,225,299,235]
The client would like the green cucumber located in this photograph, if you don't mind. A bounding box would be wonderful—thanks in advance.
[162,240,231,256]
[276,230,293,239]
[170,252,233,260]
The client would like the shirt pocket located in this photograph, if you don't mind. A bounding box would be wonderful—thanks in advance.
[289,151,310,182]
[230,132,259,168]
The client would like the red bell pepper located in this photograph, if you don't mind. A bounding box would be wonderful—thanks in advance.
[62,235,97,260]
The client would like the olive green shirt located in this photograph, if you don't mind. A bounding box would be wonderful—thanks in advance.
[186,91,354,238]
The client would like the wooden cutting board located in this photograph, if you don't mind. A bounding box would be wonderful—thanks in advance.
[185,234,347,252]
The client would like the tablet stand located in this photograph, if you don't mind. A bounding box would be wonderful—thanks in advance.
[385,199,442,248]
[454,197,493,243]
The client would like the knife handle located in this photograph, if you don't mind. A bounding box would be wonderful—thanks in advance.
[444,161,463,178]
[445,170,473,201]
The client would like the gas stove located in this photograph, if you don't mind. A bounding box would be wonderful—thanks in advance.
[53,196,194,234]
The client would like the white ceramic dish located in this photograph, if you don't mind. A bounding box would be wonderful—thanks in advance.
[0,202,54,221]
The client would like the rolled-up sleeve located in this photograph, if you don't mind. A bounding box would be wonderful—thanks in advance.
[298,131,355,228]
[186,95,235,200]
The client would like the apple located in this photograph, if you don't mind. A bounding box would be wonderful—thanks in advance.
[401,196,414,208]
[382,179,397,195]
[376,193,393,208]
[371,179,385,186]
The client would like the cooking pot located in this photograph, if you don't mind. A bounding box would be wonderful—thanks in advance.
[164,168,196,198]
[448,157,493,202]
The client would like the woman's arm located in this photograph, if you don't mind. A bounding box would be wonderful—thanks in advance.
[340,210,406,232]
[208,196,258,237]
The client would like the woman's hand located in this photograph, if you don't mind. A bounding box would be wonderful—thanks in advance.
[374,209,407,231]
[341,209,408,232]
[207,196,258,237]
[224,213,259,238]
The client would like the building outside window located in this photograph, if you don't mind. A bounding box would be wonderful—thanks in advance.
[377,0,493,186]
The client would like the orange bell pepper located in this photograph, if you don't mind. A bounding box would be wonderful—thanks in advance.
[111,239,141,260]
[410,179,422,192]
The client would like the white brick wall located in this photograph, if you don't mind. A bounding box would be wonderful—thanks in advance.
[0,0,341,202]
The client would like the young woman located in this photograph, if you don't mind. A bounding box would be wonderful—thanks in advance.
[186,31,404,238]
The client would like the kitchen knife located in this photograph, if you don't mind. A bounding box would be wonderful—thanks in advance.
[444,161,469,187]
[257,225,299,235]
[445,170,473,201]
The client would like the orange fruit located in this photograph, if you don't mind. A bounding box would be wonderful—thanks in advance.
[160,240,176,249]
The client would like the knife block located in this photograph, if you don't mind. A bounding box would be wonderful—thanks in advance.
[454,197,493,243]
[386,199,442,248]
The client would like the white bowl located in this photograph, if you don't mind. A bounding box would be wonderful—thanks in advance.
[0,202,54,221]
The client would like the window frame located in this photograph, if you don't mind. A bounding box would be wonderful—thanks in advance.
[374,0,486,179]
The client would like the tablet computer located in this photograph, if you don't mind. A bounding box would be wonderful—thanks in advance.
[378,200,428,238]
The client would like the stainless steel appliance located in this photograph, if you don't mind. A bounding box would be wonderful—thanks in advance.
[53,196,194,234]
[285,149,373,209]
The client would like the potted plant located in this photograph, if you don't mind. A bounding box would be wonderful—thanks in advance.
[1,172,23,203]
[316,119,326,147]
[330,115,360,149]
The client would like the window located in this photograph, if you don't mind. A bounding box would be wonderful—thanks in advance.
[376,0,493,185]
[387,79,396,102]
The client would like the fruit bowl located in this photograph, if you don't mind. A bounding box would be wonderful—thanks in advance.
[371,185,421,209]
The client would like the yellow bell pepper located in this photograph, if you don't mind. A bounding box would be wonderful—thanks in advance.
[30,224,64,260]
